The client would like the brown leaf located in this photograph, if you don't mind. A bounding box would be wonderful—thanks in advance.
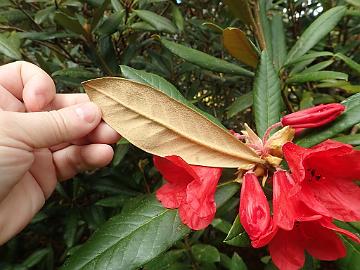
[224,0,253,25]
[83,77,263,168]
[223,27,258,68]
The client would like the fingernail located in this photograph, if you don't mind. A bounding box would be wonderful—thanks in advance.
[75,102,98,123]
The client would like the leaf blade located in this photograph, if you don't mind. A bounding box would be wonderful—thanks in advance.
[84,77,262,168]
[253,51,282,137]
[285,6,347,65]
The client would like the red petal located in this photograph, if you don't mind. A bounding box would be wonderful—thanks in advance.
[156,183,187,208]
[239,172,271,240]
[301,220,346,260]
[251,219,278,248]
[282,143,308,183]
[273,171,296,230]
[178,167,222,230]
[153,155,198,185]
[301,178,360,221]
[320,218,360,244]
[269,228,305,270]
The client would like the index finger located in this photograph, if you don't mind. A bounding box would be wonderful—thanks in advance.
[0,61,56,112]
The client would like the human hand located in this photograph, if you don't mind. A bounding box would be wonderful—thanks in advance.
[0,61,120,244]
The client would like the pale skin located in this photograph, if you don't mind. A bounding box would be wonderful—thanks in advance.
[0,61,120,244]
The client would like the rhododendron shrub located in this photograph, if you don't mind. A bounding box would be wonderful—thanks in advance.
[154,104,360,270]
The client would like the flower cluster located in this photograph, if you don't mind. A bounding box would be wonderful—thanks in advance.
[153,103,360,270]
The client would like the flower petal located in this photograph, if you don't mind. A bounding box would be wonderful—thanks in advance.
[319,218,360,244]
[156,183,187,208]
[301,178,360,221]
[273,170,296,230]
[239,172,271,240]
[178,167,222,230]
[153,155,198,185]
[301,220,346,261]
[282,142,308,183]
[269,228,305,270]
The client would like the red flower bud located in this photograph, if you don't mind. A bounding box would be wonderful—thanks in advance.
[281,103,345,129]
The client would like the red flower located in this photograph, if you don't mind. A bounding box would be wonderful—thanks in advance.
[154,155,222,230]
[239,172,277,248]
[283,140,360,221]
[281,103,345,129]
[269,217,360,270]
[269,170,360,270]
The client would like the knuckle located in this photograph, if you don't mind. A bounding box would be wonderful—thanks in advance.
[47,110,70,143]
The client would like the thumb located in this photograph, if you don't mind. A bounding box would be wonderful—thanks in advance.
[0,102,102,149]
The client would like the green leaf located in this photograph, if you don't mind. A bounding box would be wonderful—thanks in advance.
[335,53,360,74]
[215,182,239,208]
[0,32,21,60]
[191,244,220,263]
[259,0,272,54]
[171,5,184,31]
[134,10,177,33]
[286,71,348,84]
[95,194,130,208]
[112,142,129,167]
[91,0,110,30]
[211,218,232,234]
[61,195,190,270]
[97,11,124,36]
[53,68,98,87]
[337,236,360,270]
[287,51,333,66]
[64,210,79,248]
[253,51,281,137]
[302,60,334,73]
[333,134,360,145]
[54,12,86,35]
[296,93,360,147]
[22,248,50,268]
[111,0,124,11]
[120,65,226,129]
[144,250,187,270]
[224,215,250,247]
[158,37,254,77]
[316,81,360,94]
[300,91,314,109]
[285,6,347,65]
[34,6,56,24]
[271,13,287,70]
[230,253,247,270]
[226,92,253,119]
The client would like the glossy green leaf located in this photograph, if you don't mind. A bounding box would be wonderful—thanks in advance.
[335,53,360,74]
[54,12,86,35]
[62,195,190,270]
[230,253,247,270]
[171,5,184,31]
[120,65,226,129]
[91,0,110,29]
[259,0,272,53]
[271,13,287,70]
[53,68,98,87]
[302,60,334,73]
[287,71,348,84]
[287,51,333,66]
[285,6,347,65]
[253,51,281,137]
[34,6,56,24]
[112,142,129,167]
[111,0,123,11]
[224,215,250,247]
[22,248,50,268]
[316,81,360,93]
[337,236,360,270]
[296,93,360,147]
[97,11,124,36]
[158,38,254,77]
[95,194,130,208]
[215,182,239,207]
[131,21,156,31]
[211,218,232,234]
[191,244,220,263]
[0,32,21,60]
[333,134,360,145]
[64,210,79,248]
[134,10,177,33]
[144,250,187,270]
[226,92,253,119]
